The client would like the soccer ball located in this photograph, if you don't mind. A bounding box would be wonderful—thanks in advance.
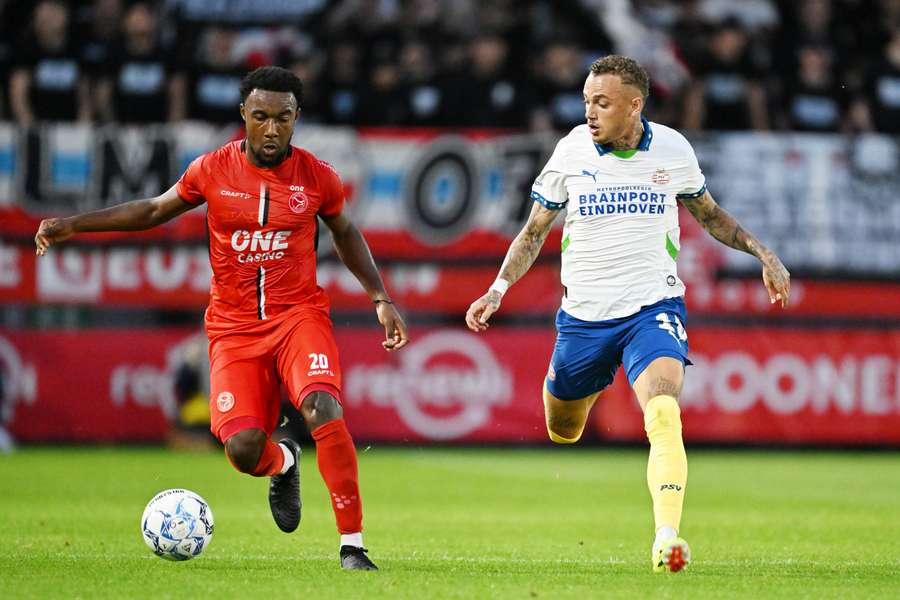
[141,489,214,561]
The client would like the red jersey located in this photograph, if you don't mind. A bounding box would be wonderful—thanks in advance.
[176,140,344,326]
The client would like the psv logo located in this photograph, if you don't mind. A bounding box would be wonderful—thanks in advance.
[289,188,309,214]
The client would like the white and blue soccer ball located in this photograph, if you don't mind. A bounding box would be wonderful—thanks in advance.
[141,489,214,561]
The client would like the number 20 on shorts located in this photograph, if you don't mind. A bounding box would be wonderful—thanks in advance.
[309,353,329,370]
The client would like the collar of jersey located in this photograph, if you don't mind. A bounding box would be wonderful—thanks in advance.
[594,116,652,158]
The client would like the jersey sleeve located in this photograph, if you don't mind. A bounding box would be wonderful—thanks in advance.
[316,160,345,217]
[530,135,572,210]
[175,153,210,205]
[676,142,707,200]
[530,170,569,210]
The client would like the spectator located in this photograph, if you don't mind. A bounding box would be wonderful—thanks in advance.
[398,39,447,126]
[359,44,406,125]
[531,40,587,132]
[95,2,185,123]
[77,0,124,87]
[289,49,327,124]
[853,29,900,133]
[445,34,530,128]
[9,0,91,127]
[187,26,244,124]
[782,45,848,132]
[322,41,364,125]
[682,20,769,130]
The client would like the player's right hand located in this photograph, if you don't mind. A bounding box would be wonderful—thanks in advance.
[34,218,74,256]
[465,290,502,332]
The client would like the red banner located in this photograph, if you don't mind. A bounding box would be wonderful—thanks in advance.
[4,239,900,317]
[339,328,552,442]
[4,326,899,445]
[596,328,900,445]
[1,328,553,443]
[1,329,190,442]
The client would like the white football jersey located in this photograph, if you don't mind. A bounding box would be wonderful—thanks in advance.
[530,118,706,321]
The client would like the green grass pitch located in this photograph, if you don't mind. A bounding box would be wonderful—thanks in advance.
[1,446,898,599]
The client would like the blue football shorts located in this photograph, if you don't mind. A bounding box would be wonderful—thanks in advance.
[545,296,691,400]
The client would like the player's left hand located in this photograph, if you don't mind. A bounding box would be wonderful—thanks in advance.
[760,251,790,308]
[375,301,409,351]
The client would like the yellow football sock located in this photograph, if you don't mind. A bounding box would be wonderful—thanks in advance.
[644,394,687,532]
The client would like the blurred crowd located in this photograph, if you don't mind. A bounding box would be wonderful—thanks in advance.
[0,0,897,133]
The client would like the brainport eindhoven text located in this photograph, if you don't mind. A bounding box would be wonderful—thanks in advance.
[578,185,668,216]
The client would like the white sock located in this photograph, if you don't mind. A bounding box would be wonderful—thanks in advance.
[655,526,678,543]
[340,532,363,549]
[278,442,295,475]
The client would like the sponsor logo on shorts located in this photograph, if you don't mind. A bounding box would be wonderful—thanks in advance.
[547,363,556,381]
[216,391,235,412]
[307,353,334,377]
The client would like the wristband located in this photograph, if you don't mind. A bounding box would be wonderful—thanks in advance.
[489,278,510,296]
[373,298,393,305]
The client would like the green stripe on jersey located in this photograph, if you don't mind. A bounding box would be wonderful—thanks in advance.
[665,234,679,261]
[561,235,570,252]
[611,149,638,159]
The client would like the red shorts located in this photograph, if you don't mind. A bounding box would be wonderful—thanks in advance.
[206,306,342,442]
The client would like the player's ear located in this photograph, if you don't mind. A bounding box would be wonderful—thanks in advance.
[239,103,246,122]
[631,96,643,118]
[294,107,301,122]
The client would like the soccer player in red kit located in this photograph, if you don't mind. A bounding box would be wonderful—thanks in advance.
[34,66,408,570]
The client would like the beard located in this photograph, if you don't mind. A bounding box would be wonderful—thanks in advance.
[249,142,290,167]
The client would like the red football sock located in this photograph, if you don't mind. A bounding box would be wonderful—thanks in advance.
[226,438,285,477]
[312,419,362,534]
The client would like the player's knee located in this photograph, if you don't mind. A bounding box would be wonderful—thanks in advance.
[546,415,584,443]
[300,391,343,428]
[224,428,266,473]
[543,386,589,443]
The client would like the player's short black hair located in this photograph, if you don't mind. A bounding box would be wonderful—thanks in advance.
[239,66,304,107]
[589,55,649,100]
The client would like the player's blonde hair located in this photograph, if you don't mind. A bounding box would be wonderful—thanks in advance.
[589,55,649,100]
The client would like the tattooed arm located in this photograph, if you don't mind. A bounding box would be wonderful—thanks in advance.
[681,190,791,307]
[465,201,559,331]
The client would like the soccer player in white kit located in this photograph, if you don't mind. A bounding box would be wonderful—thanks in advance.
[466,55,790,572]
